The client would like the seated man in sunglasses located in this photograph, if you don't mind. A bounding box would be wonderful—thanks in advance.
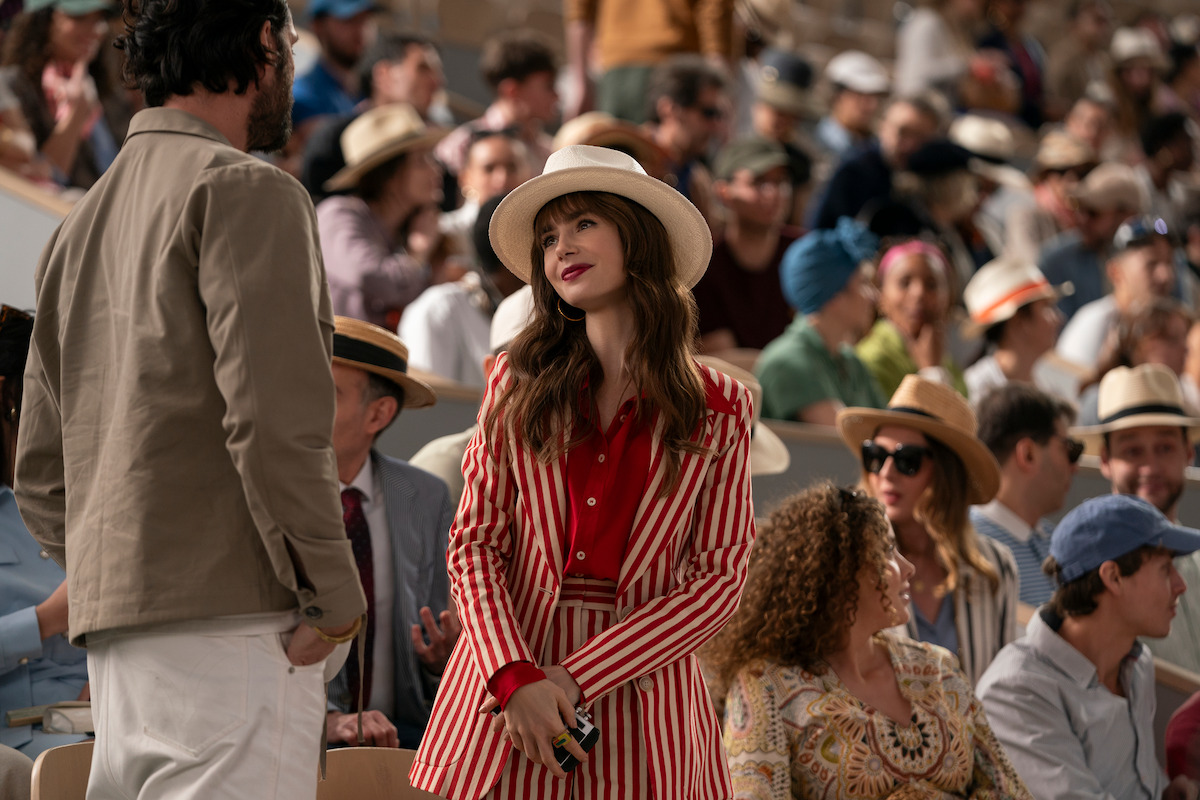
[973,384,1082,607]
[1071,363,1200,673]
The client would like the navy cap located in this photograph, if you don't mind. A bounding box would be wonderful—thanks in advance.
[309,0,377,19]
[905,140,975,176]
[1113,215,1173,252]
[1050,494,1200,583]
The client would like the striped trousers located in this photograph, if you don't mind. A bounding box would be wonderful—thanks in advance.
[484,577,650,800]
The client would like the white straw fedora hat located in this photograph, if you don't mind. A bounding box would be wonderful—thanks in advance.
[325,103,447,192]
[836,375,1000,504]
[488,144,713,288]
[697,356,790,476]
[333,316,437,408]
[962,257,1069,338]
[1071,363,1200,453]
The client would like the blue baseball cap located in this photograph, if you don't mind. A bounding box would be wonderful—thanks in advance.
[309,0,377,19]
[1050,494,1200,583]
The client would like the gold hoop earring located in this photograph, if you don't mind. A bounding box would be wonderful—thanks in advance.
[557,299,585,322]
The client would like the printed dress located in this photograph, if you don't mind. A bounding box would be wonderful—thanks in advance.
[723,635,1031,799]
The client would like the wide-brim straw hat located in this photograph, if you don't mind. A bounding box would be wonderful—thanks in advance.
[961,257,1069,339]
[551,112,669,176]
[489,144,712,288]
[325,103,447,192]
[696,356,790,476]
[333,316,437,408]
[1071,363,1200,454]
[836,375,1000,504]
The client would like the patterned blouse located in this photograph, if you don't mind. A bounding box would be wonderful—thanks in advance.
[723,634,1032,800]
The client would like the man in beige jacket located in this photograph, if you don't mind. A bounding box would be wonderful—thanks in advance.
[14,1,366,798]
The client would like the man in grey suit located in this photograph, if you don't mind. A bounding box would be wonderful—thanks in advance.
[327,316,460,748]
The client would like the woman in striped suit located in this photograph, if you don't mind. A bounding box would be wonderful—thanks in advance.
[409,145,757,799]
[835,375,1019,685]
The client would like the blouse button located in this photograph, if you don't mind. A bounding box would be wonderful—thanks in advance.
[575,551,586,560]
[620,415,627,422]
[597,454,605,463]
[586,497,597,507]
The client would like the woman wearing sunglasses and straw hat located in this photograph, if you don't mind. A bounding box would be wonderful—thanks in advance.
[409,145,756,799]
[837,375,1019,686]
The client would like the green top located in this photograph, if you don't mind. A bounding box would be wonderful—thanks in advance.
[756,317,886,421]
[854,319,967,400]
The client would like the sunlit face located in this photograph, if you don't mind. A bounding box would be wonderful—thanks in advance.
[720,165,791,227]
[313,10,374,69]
[865,426,934,526]
[379,44,444,114]
[1118,60,1157,99]
[677,86,728,160]
[858,528,916,633]
[1010,297,1063,357]
[834,89,884,136]
[1116,551,1186,639]
[512,70,559,124]
[1134,314,1190,376]
[541,210,628,313]
[1102,426,1190,518]
[825,264,879,340]
[877,252,948,338]
[878,101,938,169]
[461,135,528,202]
[751,102,799,144]
[392,145,443,207]
[1032,418,1080,515]
[1111,239,1177,306]
[1066,101,1112,154]
[245,15,298,153]
[331,363,375,467]
[49,9,107,65]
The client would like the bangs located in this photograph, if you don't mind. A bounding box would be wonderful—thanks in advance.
[533,191,610,235]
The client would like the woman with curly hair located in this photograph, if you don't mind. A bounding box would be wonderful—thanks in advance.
[837,374,1019,685]
[706,482,1032,799]
[0,0,132,189]
[409,145,756,800]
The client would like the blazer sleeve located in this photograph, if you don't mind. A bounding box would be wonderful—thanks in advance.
[448,355,539,683]
[560,380,756,703]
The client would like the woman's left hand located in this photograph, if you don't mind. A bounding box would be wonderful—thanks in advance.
[542,665,582,707]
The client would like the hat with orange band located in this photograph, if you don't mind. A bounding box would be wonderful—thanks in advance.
[961,257,1073,339]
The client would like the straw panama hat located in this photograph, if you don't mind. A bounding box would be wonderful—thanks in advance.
[962,257,1067,338]
[836,375,1001,504]
[696,356,790,476]
[325,103,447,192]
[551,112,668,175]
[1070,363,1200,454]
[333,316,437,409]
[488,144,713,288]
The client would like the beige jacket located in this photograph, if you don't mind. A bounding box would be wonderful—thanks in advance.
[16,108,366,645]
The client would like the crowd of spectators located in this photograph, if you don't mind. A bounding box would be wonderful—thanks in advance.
[7,0,1200,797]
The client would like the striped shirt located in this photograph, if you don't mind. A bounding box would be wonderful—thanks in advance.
[971,501,1056,607]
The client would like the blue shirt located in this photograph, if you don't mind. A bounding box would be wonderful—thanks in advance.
[1038,231,1106,322]
[810,142,893,230]
[970,502,1056,607]
[292,60,360,126]
[912,593,959,656]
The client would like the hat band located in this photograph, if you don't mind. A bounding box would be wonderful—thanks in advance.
[1099,402,1185,425]
[886,406,941,421]
[333,334,408,374]
[971,279,1051,324]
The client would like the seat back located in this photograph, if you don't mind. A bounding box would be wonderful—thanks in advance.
[30,741,93,800]
[316,747,440,799]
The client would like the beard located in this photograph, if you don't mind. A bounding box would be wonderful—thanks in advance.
[246,58,295,153]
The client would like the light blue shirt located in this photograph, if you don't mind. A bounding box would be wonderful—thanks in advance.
[912,593,959,656]
[977,608,1165,800]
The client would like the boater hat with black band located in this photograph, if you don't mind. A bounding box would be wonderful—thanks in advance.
[836,375,1000,504]
[1070,363,1200,454]
[489,145,713,288]
[333,316,437,409]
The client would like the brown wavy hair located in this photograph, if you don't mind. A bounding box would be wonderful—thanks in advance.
[861,432,999,596]
[484,191,707,495]
[2,8,114,98]
[702,483,893,706]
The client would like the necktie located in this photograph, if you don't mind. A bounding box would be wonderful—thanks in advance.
[341,488,374,709]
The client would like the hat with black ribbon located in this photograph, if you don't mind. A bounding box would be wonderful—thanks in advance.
[333,316,436,408]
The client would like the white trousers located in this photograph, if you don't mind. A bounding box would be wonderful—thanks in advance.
[84,615,328,800]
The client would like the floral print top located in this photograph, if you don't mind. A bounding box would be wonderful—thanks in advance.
[723,634,1032,799]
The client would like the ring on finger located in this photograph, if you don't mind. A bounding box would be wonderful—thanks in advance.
[551,730,571,748]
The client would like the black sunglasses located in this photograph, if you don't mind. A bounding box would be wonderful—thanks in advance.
[1063,436,1085,465]
[698,106,724,120]
[861,440,932,477]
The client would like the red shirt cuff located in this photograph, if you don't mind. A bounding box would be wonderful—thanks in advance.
[488,662,547,710]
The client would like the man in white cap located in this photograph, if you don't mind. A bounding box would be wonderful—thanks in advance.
[1071,362,1200,672]
[813,50,889,163]
[977,494,1200,800]
[326,317,458,749]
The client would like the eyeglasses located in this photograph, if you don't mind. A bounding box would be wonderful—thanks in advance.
[1061,436,1085,465]
[698,106,725,121]
[861,440,932,477]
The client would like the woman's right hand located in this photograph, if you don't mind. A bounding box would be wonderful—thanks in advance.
[494,679,588,778]
[61,61,99,121]
[908,319,944,371]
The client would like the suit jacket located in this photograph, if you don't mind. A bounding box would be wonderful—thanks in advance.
[328,452,454,746]
[411,356,756,799]
[15,108,366,644]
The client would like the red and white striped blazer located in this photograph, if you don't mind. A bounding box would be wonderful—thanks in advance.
[410,356,756,799]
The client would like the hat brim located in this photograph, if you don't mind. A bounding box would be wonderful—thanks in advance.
[324,129,448,192]
[756,82,812,118]
[960,283,1062,339]
[836,407,1001,504]
[489,165,712,289]
[332,356,437,409]
[1157,522,1200,556]
[1071,414,1200,456]
[969,159,1031,192]
[751,422,790,476]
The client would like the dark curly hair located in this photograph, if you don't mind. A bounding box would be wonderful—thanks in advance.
[702,482,893,708]
[115,0,290,107]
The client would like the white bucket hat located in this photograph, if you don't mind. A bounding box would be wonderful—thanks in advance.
[962,258,1067,338]
[825,50,890,95]
[488,145,713,288]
